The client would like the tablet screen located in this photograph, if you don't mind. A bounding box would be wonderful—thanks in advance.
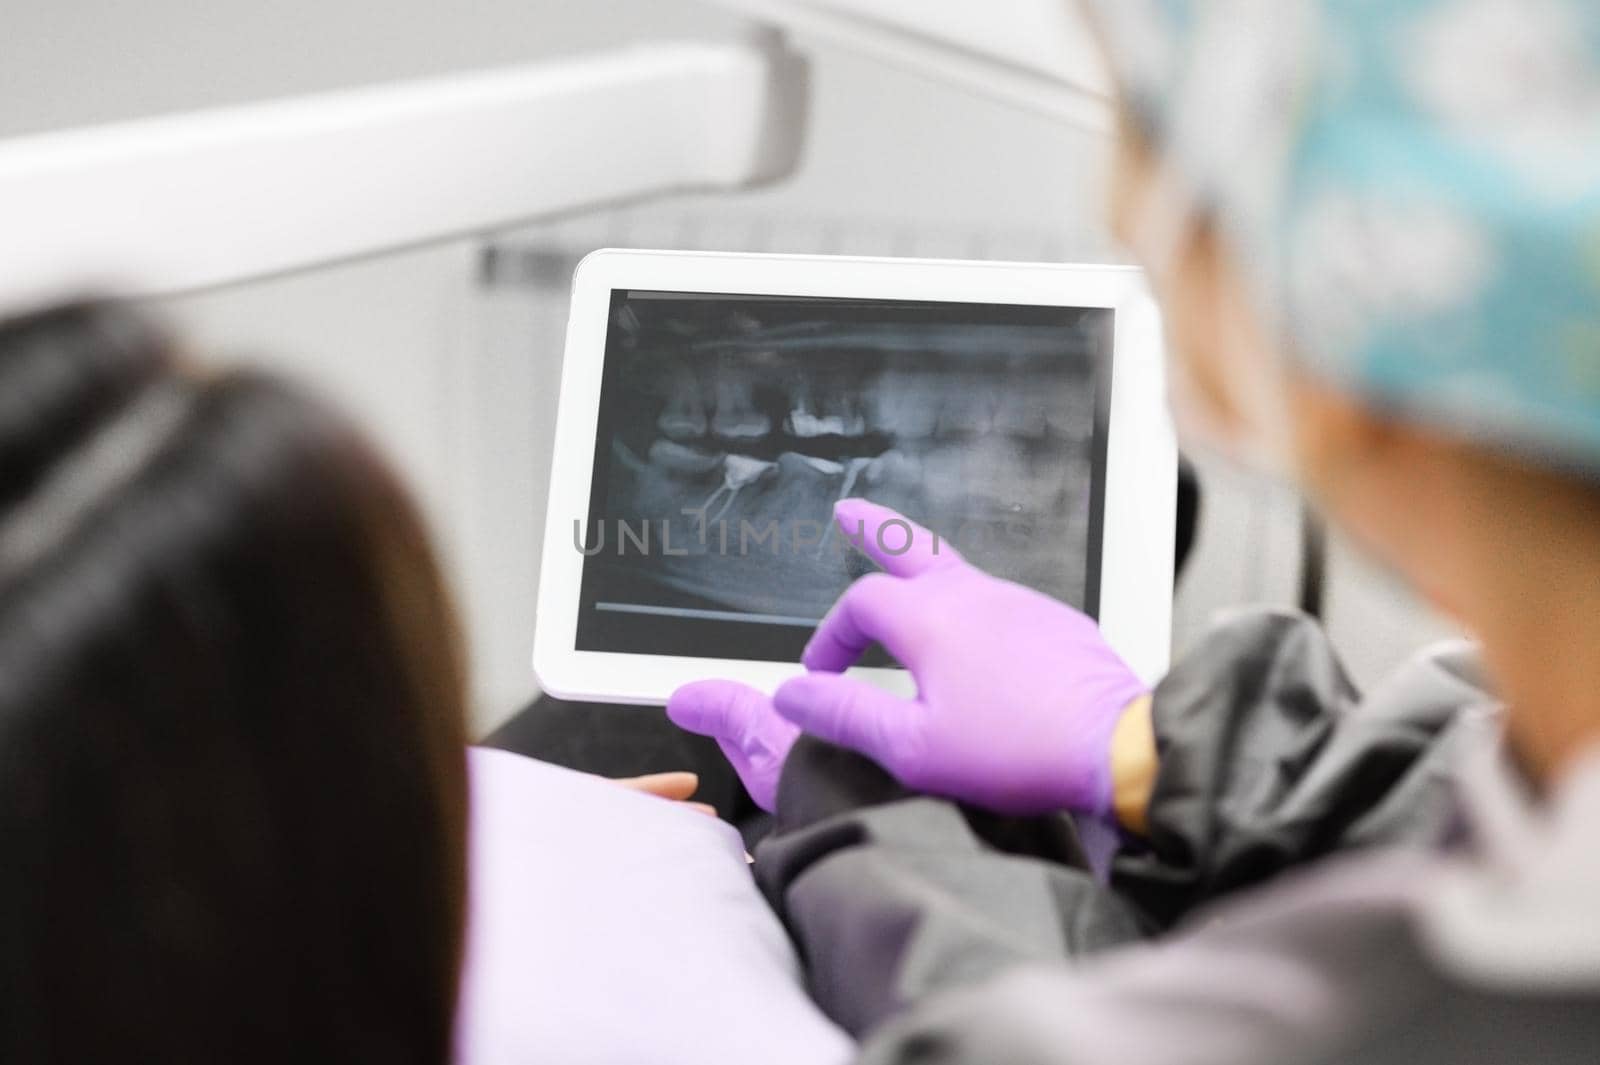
[573,290,1112,665]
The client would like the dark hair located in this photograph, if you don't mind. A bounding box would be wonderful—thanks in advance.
[0,302,469,1064]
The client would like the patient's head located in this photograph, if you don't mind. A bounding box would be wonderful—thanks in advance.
[0,301,469,1064]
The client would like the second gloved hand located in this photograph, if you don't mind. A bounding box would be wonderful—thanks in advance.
[773,498,1149,817]
[666,679,798,813]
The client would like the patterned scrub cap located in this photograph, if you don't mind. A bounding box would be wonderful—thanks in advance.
[1086,0,1600,474]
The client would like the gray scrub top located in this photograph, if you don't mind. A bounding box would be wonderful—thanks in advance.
[753,610,1600,1064]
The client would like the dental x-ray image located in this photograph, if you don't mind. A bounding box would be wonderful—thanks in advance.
[574,291,1112,665]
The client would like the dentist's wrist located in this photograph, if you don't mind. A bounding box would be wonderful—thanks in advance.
[1110,694,1157,836]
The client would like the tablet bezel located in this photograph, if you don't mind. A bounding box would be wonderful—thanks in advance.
[534,249,1176,704]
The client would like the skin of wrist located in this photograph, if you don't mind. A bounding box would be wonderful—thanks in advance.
[1110,694,1158,835]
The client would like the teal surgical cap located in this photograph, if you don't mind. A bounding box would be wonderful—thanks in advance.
[1087,0,1600,473]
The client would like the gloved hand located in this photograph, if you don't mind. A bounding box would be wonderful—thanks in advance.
[666,679,798,813]
[772,498,1149,817]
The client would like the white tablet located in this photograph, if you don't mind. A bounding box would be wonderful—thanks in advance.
[534,250,1176,705]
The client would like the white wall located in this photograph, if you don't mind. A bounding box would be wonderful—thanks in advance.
[2,1,1461,734]
[0,1,740,138]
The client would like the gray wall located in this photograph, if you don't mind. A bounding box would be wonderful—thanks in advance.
[2,1,1461,733]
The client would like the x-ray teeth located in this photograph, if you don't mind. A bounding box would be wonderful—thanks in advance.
[698,453,779,524]
[991,374,1052,439]
[960,437,1071,514]
[863,448,920,486]
[580,295,1111,662]
[864,369,940,440]
[648,438,723,476]
[797,454,846,475]
[656,359,710,440]
[788,411,867,438]
[723,453,778,489]
[710,369,772,441]
[935,374,997,437]
[916,444,972,510]
[786,378,867,438]
[857,448,924,520]
[1045,385,1097,443]
[916,438,1065,515]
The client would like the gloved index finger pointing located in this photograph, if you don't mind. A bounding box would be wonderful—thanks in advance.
[802,572,921,673]
[833,498,962,578]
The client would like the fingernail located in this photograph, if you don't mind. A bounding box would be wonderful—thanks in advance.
[618,771,698,788]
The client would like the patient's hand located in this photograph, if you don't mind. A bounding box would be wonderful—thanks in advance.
[611,771,718,818]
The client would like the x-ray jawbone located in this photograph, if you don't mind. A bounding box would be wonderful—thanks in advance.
[601,439,1084,620]
[583,297,1108,644]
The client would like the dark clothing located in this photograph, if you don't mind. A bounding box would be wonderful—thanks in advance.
[487,611,1600,1064]
[751,611,1600,1063]
[1110,608,1487,928]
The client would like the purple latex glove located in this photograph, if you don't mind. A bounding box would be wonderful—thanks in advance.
[666,679,798,813]
[773,498,1149,817]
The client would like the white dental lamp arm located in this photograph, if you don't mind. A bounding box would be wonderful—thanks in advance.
[703,0,1113,130]
[0,35,806,305]
[0,2,1116,307]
